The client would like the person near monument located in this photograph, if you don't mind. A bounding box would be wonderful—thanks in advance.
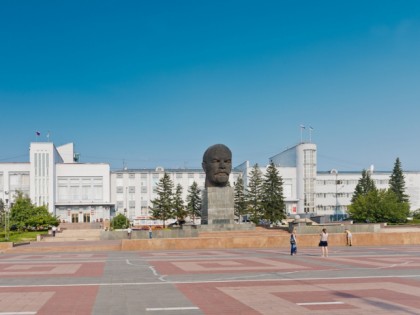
[345,229,352,246]
[202,144,232,188]
[148,225,153,239]
[290,229,297,255]
[319,228,329,257]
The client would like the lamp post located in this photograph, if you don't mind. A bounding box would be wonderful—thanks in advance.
[4,196,9,241]
[330,169,338,221]
[125,186,129,228]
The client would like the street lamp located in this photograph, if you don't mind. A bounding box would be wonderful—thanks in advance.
[4,195,9,241]
[330,169,338,221]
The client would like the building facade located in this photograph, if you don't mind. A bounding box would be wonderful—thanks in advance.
[1,140,419,224]
[1,142,112,223]
[110,167,242,223]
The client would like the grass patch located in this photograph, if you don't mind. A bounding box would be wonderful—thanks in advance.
[0,230,48,242]
[407,219,420,224]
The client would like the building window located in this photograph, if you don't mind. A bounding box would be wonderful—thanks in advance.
[116,186,124,193]
[129,186,135,193]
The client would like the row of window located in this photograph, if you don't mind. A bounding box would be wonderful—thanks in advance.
[317,179,389,185]
[115,200,148,208]
[316,193,353,198]
[315,205,348,211]
[115,173,205,179]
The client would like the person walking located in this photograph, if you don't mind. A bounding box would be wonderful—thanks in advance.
[319,228,329,257]
[345,229,352,246]
[148,225,153,239]
[127,226,132,239]
[52,225,57,237]
[290,230,297,255]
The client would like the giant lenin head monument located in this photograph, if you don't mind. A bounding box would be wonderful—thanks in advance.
[200,144,235,227]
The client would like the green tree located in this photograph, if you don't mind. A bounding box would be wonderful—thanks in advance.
[149,173,175,228]
[246,164,263,224]
[261,162,286,224]
[412,209,420,219]
[186,181,201,222]
[389,157,409,203]
[111,213,129,229]
[25,205,59,228]
[234,176,247,222]
[9,191,59,230]
[173,184,187,224]
[0,199,4,229]
[348,189,409,223]
[351,169,377,202]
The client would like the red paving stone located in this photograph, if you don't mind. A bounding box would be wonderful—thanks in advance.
[0,262,104,278]
[150,257,329,275]
[176,277,420,314]
[0,286,99,315]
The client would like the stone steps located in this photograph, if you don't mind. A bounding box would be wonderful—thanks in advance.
[43,229,101,242]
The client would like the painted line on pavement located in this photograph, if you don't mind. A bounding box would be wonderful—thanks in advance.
[1,274,420,288]
[146,307,199,311]
[297,302,344,306]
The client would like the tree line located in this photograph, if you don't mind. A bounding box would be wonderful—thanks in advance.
[149,161,287,227]
[348,157,411,223]
[1,157,414,232]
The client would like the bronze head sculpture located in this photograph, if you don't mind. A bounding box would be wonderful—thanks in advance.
[202,144,232,188]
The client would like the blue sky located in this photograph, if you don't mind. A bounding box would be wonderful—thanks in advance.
[1,0,419,172]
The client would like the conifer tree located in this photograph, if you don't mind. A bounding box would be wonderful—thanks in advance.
[389,157,409,203]
[246,163,263,224]
[173,184,187,224]
[234,176,247,222]
[351,169,376,203]
[150,172,175,228]
[261,162,286,224]
[186,181,202,223]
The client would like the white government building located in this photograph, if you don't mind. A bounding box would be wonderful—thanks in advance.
[1,141,419,224]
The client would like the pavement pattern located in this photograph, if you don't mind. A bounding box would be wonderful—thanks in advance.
[1,245,420,314]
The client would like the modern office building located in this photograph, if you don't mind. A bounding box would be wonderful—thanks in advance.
[0,142,112,223]
[1,140,419,224]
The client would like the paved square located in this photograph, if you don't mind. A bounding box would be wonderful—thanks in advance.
[1,245,420,314]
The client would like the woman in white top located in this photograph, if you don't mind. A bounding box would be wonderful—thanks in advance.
[319,228,329,257]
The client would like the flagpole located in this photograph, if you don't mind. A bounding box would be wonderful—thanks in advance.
[309,126,314,143]
[300,125,305,143]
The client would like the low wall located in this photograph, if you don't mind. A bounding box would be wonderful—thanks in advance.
[121,231,420,251]
[198,223,256,232]
[0,242,13,251]
[291,223,381,234]
[100,226,199,240]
